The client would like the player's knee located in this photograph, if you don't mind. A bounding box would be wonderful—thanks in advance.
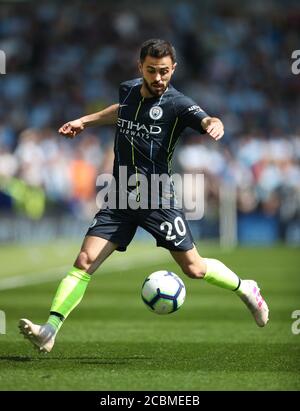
[182,263,205,279]
[74,250,95,271]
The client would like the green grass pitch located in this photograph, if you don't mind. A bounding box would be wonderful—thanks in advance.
[0,241,299,391]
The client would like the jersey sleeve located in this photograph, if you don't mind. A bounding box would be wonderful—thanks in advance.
[119,82,130,103]
[175,95,209,134]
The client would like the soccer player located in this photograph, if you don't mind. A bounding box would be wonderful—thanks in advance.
[19,39,269,352]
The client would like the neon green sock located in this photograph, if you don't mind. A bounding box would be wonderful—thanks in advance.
[47,314,64,333]
[46,267,91,333]
[203,258,241,291]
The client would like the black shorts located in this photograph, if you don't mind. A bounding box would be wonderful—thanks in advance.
[86,208,194,252]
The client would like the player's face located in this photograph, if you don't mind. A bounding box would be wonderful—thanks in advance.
[139,55,176,97]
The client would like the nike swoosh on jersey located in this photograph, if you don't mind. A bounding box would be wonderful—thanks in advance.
[174,238,186,246]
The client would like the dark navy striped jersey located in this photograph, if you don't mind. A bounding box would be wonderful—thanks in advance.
[113,78,209,205]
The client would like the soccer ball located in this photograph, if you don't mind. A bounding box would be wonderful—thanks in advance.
[141,270,186,314]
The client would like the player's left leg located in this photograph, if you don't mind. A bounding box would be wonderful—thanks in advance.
[170,246,269,327]
[140,207,269,327]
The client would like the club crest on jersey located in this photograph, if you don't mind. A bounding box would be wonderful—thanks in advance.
[149,106,163,120]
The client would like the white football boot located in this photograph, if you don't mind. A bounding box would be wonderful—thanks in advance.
[238,280,269,327]
[19,319,56,353]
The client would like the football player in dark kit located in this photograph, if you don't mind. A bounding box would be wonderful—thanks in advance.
[19,39,269,352]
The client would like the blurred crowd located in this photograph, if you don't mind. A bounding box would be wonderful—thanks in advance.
[177,131,300,239]
[0,127,113,219]
[0,1,299,240]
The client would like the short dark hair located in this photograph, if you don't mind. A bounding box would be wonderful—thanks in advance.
[140,39,176,63]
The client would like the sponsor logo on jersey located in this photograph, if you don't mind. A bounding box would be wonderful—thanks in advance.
[117,118,162,138]
[149,106,163,120]
[188,105,204,114]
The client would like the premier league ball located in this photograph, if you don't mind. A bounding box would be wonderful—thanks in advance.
[141,270,186,314]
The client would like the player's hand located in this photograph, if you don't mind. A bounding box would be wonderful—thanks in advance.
[58,119,84,138]
[203,117,224,141]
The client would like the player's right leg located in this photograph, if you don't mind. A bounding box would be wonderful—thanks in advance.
[19,236,117,353]
[19,208,138,352]
[19,209,137,352]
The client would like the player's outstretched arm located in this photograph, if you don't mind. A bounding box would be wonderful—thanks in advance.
[201,116,224,141]
[58,103,119,138]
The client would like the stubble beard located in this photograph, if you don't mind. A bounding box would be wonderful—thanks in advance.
[143,78,169,97]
